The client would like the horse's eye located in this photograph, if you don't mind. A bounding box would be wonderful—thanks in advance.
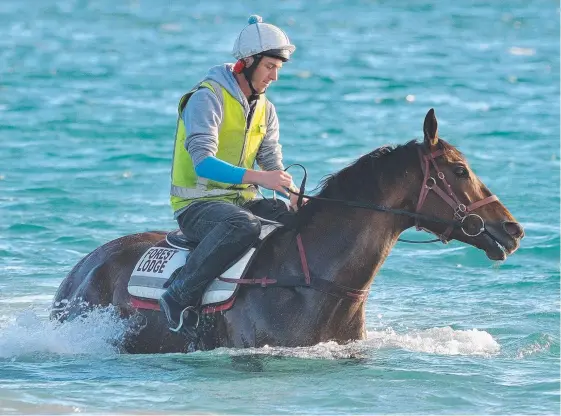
[454,166,469,178]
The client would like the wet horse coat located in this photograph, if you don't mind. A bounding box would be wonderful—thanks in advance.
[51,109,524,353]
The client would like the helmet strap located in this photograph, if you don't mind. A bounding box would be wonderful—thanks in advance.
[242,54,264,102]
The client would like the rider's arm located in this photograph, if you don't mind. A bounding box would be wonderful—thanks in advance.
[183,88,248,184]
[194,156,246,184]
[183,89,287,188]
[183,88,222,167]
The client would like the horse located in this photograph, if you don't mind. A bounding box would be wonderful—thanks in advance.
[50,109,524,354]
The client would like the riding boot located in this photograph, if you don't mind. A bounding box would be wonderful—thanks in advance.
[162,201,262,338]
[159,290,199,339]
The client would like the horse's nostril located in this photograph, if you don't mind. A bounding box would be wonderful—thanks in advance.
[503,221,524,238]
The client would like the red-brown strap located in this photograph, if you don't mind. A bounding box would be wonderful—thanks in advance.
[218,277,277,287]
[297,233,311,285]
[217,234,368,303]
[345,291,368,301]
[415,146,498,243]
[467,195,499,212]
[431,183,459,209]
[415,148,432,213]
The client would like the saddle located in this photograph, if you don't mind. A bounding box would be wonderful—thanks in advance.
[128,219,282,313]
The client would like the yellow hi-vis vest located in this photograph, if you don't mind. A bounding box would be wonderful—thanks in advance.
[170,81,267,213]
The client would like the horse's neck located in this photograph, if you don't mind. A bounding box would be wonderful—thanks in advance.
[301,205,410,291]
[300,148,419,291]
[288,202,411,342]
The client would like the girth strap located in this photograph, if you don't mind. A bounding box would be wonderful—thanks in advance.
[219,276,277,287]
[227,273,368,302]
[294,233,367,302]
[308,277,369,302]
[297,233,311,285]
[227,233,368,303]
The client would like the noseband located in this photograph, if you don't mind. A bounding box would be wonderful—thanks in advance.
[415,146,498,242]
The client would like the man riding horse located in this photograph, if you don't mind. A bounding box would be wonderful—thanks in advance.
[161,15,299,336]
[50,15,524,354]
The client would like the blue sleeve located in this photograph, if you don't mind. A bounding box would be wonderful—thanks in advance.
[194,156,247,184]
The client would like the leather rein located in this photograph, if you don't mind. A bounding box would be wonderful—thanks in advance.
[286,143,499,243]
[238,143,499,303]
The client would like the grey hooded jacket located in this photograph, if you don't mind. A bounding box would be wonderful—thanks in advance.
[182,64,284,172]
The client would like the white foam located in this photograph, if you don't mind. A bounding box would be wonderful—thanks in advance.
[218,326,500,360]
[509,47,536,56]
[0,307,130,358]
[226,341,368,360]
[365,326,501,356]
[0,307,501,359]
[516,335,554,359]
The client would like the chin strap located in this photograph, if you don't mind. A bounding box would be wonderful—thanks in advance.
[235,55,265,102]
[243,71,260,101]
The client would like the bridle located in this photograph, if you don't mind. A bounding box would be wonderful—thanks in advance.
[413,146,498,243]
[248,143,501,303]
[285,143,499,244]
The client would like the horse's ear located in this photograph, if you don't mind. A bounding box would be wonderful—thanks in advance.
[423,108,439,148]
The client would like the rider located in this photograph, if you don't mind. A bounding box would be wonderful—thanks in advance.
[160,15,298,336]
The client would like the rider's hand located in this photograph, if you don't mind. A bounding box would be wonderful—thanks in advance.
[243,170,293,196]
[289,186,309,212]
[289,190,299,211]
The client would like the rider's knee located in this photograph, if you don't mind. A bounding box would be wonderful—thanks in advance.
[229,211,261,242]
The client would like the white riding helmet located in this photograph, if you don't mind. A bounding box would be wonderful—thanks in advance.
[232,15,296,61]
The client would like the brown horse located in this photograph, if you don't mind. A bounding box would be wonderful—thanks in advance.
[51,109,524,354]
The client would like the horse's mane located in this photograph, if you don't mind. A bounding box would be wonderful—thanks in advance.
[294,138,462,224]
[317,141,414,198]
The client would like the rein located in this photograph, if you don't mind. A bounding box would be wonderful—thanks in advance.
[242,143,500,303]
[285,143,498,244]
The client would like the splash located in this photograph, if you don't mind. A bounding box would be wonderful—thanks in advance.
[0,308,501,359]
[515,333,558,359]
[226,341,369,360]
[366,326,501,356]
[0,307,131,359]
[216,326,500,360]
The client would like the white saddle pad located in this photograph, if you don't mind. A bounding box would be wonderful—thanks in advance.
[128,224,280,306]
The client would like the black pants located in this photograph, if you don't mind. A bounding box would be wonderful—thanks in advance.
[165,198,295,306]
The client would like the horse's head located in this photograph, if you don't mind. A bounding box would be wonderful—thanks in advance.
[415,109,524,260]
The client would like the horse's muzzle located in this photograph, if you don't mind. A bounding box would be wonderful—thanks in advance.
[484,220,524,259]
[503,221,524,240]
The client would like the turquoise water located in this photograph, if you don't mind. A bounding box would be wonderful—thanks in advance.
[1,0,559,414]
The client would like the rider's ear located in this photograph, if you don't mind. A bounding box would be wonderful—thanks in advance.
[243,56,254,68]
[423,108,439,149]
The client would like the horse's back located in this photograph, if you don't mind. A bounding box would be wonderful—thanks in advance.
[51,231,166,321]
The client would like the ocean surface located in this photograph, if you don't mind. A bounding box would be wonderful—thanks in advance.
[0,0,559,414]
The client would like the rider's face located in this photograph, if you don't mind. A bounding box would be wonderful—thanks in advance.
[251,56,283,93]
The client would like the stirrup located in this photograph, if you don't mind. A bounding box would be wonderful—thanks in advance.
[169,306,199,334]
